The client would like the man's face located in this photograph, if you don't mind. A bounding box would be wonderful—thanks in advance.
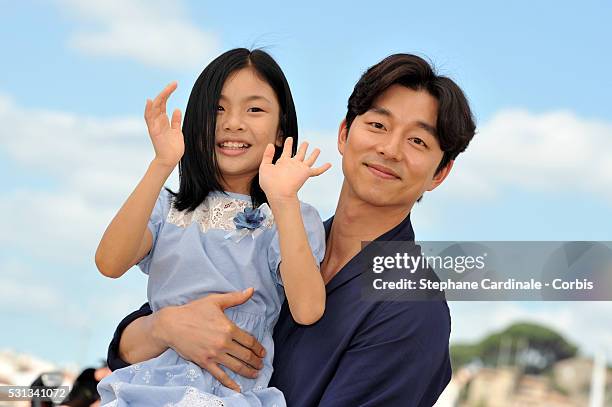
[338,84,452,209]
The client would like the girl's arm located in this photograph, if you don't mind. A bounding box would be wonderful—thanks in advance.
[268,198,325,325]
[95,82,184,278]
[259,138,331,325]
[95,160,174,278]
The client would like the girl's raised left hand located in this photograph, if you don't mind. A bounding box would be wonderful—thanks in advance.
[259,137,331,201]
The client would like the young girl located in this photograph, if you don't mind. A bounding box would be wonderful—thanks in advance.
[95,48,330,407]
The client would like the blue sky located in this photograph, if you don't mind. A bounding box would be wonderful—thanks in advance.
[1,0,611,369]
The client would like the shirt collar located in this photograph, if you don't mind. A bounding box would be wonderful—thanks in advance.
[323,211,414,241]
[322,211,415,293]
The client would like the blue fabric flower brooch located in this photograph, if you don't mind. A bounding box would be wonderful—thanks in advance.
[225,203,272,242]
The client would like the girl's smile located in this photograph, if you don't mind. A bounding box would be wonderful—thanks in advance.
[216,139,252,156]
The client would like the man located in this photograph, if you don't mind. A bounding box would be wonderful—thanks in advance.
[106,53,476,406]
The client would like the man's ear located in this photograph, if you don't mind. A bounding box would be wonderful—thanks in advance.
[338,120,348,156]
[427,160,454,192]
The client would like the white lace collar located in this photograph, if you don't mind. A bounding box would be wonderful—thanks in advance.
[167,192,274,233]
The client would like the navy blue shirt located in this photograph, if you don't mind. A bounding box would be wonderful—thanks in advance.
[107,214,452,406]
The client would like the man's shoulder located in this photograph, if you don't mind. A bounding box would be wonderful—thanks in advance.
[364,299,451,349]
[377,298,450,326]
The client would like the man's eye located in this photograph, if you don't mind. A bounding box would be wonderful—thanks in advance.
[248,107,264,113]
[369,122,386,130]
[410,137,427,147]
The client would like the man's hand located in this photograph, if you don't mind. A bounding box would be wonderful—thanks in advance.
[152,288,266,392]
[259,137,331,201]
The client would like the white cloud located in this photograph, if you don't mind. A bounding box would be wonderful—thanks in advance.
[0,277,63,312]
[0,94,179,264]
[441,109,612,202]
[0,256,148,366]
[3,95,612,262]
[57,0,219,71]
[0,258,89,329]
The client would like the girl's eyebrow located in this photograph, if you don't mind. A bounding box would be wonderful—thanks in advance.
[244,95,272,103]
[219,94,272,104]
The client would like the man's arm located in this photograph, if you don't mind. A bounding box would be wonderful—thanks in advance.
[318,300,452,407]
[106,290,267,392]
[107,303,154,371]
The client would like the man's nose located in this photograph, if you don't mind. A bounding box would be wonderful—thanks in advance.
[376,132,402,161]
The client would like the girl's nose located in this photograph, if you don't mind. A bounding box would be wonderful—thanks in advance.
[223,112,244,132]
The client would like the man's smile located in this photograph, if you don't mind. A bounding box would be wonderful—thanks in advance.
[364,163,401,180]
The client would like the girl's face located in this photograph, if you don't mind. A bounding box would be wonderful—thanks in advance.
[215,67,283,192]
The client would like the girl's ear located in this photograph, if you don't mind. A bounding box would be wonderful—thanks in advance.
[275,129,284,147]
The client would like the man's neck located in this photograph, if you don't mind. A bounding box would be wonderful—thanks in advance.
[321,181,413,284]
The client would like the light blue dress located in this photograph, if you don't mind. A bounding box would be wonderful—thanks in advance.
[98,189,326,407]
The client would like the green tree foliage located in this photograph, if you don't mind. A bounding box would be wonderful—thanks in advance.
[450,322,578,373]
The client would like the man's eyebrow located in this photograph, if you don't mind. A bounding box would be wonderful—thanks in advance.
[368,106,392,117]
[368,106,437,136]
[417,121,437,137]
[219,94,272,103]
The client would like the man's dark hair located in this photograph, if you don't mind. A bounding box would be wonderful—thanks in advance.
[345,53,476,174]
[172,48,298,211]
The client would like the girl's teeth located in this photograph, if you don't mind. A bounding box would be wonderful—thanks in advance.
[220,142,249,149]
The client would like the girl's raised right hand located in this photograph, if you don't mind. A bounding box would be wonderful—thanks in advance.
[145,82,184,168]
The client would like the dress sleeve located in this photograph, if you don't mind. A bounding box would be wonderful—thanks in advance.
[106,302,153,371]
[267,202,326,286]
[136,188,172,275]
[318,300,452,406]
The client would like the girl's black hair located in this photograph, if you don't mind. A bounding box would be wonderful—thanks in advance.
[170,48,298,211]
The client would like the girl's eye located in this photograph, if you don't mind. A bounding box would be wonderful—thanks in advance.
[217,105,224,112]
[248,107,264,113]
[369,122,386,130]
